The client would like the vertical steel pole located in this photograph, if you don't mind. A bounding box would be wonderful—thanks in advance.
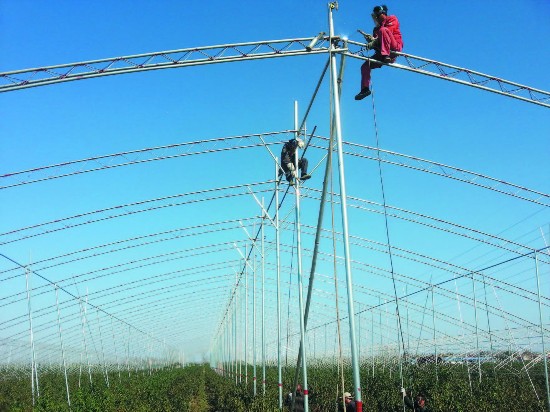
[371,310,375,378]
[245,245,249,386]
[261,198,267,395]
[358,304,362,362]
[290,54,336,410]
[471,274,482,383]
[328,3,363,410]
[77,292,92,386]
[234,290,238,385]
[431,286,438,383]
[238,281,242,384]
[24,266,38,405]
[84,290,93,386]
[482,278,494,354]
[294,100,310,412]
[253,233,257,396]
[534,253,550,411]
[126,325,131,378]
[275,157,283,409]
[55,285,71,408]
[110,317,121,382]
[96,309,110,387]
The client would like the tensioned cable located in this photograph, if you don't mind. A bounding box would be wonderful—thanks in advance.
[369,80,407,397]
[303,246,550,335]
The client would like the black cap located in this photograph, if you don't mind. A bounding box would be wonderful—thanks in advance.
[373,5,388,16]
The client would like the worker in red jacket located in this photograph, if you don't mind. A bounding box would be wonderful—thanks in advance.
[355,5,403,100]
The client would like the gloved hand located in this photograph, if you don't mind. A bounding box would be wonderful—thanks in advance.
[400,388,407,397]
[364,33,374,42]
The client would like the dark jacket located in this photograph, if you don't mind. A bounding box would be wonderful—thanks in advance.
[404,395,430,412]
[286,391,305,412]
[338,400,356,412]
[281,139,299,166]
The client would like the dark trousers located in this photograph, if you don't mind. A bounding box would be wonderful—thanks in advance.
[281,158,308,181]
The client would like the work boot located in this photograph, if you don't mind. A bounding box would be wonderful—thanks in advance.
[300,174,311,181]
[289,179,295,186]
[355,88,371,100]
[381,55,392,63]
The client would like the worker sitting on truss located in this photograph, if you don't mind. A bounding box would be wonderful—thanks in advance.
[280,137,311,185]
[355,4,403,100]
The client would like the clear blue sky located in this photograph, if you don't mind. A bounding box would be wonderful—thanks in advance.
[1,1,549,363]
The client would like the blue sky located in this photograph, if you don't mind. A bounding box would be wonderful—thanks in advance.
[1,0,549,364]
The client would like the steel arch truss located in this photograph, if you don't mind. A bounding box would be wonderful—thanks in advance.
[0,37,329,92]
[344,40,550,108]
[2,36,549,109]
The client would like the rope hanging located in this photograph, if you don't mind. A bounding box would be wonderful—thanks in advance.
[369,82,407,406]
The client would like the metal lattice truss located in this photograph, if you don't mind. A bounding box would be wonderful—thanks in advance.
[1,37,549,108]
[0,37,329,92]
[344,39,550,108]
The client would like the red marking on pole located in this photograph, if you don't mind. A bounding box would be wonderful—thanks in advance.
[356,400,363,412]
[253,377,257,381]
[278,383,282,387]
[303,390,309,395]
[357,387,361,392]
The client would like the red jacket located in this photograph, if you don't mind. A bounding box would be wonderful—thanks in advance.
[374,15,403,50]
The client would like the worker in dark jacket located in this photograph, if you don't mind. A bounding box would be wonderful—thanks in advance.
[401,388,430,412]
[355,4,404,100]
[280,137,311,185]
[337,392,356,411]
[286,384,305,412]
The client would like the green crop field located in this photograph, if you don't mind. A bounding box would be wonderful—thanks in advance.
[1,362,548,411]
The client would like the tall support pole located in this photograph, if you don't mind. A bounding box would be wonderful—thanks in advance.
[110,317,121,382]
[482,278,494,354]
[96,309,110,387]
[77,291,92,386]
[535,253,550,412]
[238,281,242,384]
[371,310,375,378]
[126,325,131,378]
[84,290,93,386]
[55,285,71,408]
[471,274,482,383]
[431,286,438,384]
[253,232,257,396]
[291,52,340,412]
[328,3,362,410]
[234,288,238,385]
[24,265,39,405]
[245,246,249,385]
[294,100,310,412]
[275,157,283,409]
[358,304,362,361]
[261,198,267,395]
